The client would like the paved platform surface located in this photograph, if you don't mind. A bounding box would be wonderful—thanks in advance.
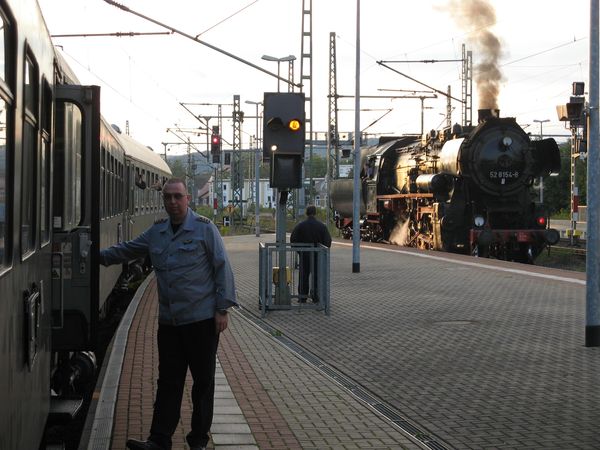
[87,233,598,450]
[91,235,420,450]
[225,234,597,449]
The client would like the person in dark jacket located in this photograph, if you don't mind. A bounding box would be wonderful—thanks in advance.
[290,205,332,303]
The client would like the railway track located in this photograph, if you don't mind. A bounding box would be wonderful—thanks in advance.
[554,237,587,254]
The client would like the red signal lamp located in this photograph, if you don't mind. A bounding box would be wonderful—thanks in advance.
[536,216,546,227]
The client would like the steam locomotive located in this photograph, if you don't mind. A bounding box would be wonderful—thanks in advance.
[1,1,171,448]
[330,109,561,263]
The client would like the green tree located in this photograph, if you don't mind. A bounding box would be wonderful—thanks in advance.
[258,154,328,179]
[305,155,327,178]
[542,141,587,216]
[168,158,186,179]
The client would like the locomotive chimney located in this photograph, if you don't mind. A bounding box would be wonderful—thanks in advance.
[478,108,500,123]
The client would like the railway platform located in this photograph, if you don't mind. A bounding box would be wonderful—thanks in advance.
[82,233,598,450]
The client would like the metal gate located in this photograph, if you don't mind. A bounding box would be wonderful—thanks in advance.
[258,242,330,317]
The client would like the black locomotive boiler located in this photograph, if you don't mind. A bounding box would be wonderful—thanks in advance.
[330,109,561,263]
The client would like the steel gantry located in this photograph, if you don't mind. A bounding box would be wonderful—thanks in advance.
[326,31,339,225]
[462,44,473,127]
[327,32,340,181]
[300,0,313,209]
[230,95,243,225]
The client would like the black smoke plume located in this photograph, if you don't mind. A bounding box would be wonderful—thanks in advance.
[446,0,504,109]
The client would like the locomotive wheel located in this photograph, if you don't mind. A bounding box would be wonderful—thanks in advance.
[472,245,489,258]
[416,234,433,250]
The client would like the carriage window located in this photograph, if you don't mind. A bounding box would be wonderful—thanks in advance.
[24,55,38,120]
[112,155,117,216]
[21,121,36,255]
[100,147,105,219]
[134,167,139,214]
[0,99,8,265]
[110,154,115,216]
[21,53,39,256]
[118,162,123,212]
[40,81,51,244]
[53,102,82,231]
[129,165,134,214]
[40,135,50,244]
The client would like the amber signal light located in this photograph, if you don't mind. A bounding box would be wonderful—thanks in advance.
[288,119,302,132]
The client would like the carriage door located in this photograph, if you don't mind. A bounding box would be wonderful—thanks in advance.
[51,85,101,352]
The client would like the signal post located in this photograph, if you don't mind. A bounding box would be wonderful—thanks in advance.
[263,92,305,305]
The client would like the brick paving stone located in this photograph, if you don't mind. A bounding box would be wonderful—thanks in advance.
[105,234,600,450]
[222,234,600,450]
[109,277,258,450]
[218,309,420,449]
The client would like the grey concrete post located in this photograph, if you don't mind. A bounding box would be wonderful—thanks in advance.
[586,0,599,346]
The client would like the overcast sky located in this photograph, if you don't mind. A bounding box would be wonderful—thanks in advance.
[37,0,591,156]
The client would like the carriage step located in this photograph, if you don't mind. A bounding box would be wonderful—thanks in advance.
[48,397,84,425]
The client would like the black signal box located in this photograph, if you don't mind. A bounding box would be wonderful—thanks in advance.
[263,92,305,189]
[263,92,305,161]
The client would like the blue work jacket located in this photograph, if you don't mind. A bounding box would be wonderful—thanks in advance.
[100,209,238,325]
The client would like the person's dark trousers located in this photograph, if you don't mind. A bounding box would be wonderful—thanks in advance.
[148,319,219,450]
[298,253,319,300]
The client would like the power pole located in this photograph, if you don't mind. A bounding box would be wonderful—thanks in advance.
[231,95,243,226]
[300,0,313,211]
[462,44,473,126]
[446,85,452,128]
[327,31,339,225]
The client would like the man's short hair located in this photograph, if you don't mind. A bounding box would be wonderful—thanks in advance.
[306,205,317,216]
[164,177,187,192]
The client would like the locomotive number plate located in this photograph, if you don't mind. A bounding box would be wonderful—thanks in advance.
[489,170,520,179]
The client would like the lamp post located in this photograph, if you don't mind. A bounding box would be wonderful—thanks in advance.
[245,100,262,237]
[261,54,296,92]
[533,119,550,203]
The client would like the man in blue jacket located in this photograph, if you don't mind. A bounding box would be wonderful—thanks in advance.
[100,178,237,450]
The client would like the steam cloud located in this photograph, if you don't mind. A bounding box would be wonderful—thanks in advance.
[447,0,503,109]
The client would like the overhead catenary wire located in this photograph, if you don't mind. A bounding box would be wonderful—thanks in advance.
[195,0,259,38]
[103,0,300,89]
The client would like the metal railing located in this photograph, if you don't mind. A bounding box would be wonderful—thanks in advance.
[258,242,330,317]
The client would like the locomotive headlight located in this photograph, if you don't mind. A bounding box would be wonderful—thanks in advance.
[474,215,485,227]
[502,136,512,147]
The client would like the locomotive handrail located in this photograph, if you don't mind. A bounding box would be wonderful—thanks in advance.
[377,193,434,199]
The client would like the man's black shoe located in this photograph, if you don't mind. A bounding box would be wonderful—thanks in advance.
[126,438,163,450]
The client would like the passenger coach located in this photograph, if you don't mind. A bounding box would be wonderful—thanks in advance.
[0,0,171,448]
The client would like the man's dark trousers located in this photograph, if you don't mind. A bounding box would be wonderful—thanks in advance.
[298,252,319,300]
[149,319,219,449]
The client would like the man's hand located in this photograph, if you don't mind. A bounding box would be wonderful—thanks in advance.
[215,311,229,334]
